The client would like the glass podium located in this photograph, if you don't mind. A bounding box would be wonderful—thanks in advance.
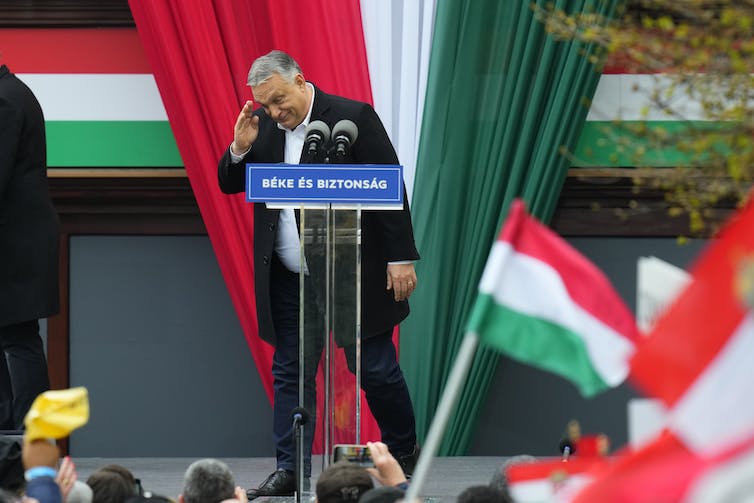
[246,161,406,500]
[298,205,363,470]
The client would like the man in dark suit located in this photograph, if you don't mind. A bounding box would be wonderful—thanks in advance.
[218,51,420,498]
[0,64,59,430]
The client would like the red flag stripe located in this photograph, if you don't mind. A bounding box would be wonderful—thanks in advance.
[0,28,151,73]
[506,457,606,482]
[499,200,638,342]
[573,433,705,502]
[630,200,754,406]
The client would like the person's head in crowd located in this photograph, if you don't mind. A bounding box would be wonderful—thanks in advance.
[457,485,512,503]
[66,480,93,503]
[357,486,404,503]
[178,459,236,503]
[489,454,536,497]
[0,488,21,503]
[86,464,138,503]
[125,495,175,503]
[315,461,373,503]
[94,464,138,490]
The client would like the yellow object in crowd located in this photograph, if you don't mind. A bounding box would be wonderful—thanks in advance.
[24,387,90,441]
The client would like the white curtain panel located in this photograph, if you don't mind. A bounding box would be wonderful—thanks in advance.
[360,0,437,202]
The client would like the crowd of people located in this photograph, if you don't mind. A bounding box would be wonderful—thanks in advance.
[0,438,513,503]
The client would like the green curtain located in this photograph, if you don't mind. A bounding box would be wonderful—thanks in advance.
[401,0,621,455]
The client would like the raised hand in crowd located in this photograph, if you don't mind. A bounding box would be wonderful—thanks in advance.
[54,457,77,502]
[365,442,408,488]
[21,440,58,472]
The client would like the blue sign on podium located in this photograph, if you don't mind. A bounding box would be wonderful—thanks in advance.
[246,163,403,207]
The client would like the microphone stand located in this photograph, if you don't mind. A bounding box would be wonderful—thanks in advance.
[293,412,303,503]
[291,408,309,503]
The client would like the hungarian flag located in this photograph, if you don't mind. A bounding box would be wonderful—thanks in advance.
[571,197,754,502]
[505,457,606,502]
[684,438,754,502]
[466,199,638,397]
[570,433,754,503]
[631,198,754,457]
[569,433,710,502]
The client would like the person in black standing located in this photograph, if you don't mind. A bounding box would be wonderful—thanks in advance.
[0,62,59,430]
[218,50,420,498]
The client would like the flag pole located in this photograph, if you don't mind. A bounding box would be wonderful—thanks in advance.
[404,331,480,501]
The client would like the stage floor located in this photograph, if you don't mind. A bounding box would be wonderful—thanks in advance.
[75,456,504,502]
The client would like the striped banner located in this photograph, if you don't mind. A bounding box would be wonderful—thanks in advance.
[2,28,181,167]
[7,19,433,173]
[2,26,702,171]
[575,73,721,167]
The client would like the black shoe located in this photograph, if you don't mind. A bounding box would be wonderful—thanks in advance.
[246,470,295,499]
[396,445,420,478]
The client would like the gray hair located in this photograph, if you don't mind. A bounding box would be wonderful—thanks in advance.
[247,50,302,87]
[182,459,236,503]
[489,455,537,494]
[67,480,94,503]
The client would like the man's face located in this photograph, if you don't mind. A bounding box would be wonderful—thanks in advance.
[252,72,310,130]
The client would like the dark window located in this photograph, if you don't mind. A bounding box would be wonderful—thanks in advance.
[0,0,134,27]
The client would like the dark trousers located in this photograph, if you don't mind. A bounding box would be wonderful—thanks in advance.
[269,255,416,476]
[0,320,50,430]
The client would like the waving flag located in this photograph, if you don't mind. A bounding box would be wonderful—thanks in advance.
[467,199,638,397]
[505,457,605,502]
[572,197,754,502]
[631,198,754,457]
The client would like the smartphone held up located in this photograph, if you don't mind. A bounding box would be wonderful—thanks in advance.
[332,444,374,467]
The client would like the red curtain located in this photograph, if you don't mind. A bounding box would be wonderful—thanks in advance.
[128,0,381,448]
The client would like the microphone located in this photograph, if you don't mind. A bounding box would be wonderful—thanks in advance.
[558,439,576,461]
[304,120,331,158]
[291,406,310,426]
[331,119,358,159]
[559,419,579,461]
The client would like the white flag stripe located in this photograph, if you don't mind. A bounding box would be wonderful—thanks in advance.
[509,479,553,502]
[588,74,709,122]
[686,443,754,502]
[479,242,634,385]
[668,313,754,456]
[509,475,593,503]
[360,0,437,202]
[17,74,168,121]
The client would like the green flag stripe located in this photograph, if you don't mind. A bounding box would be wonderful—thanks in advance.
[49,120,721,168]
[575,121,734,167]
[470,294,609,397]
[46,121,182,167]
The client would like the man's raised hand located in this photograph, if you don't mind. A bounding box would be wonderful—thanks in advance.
[232,100,260,154]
